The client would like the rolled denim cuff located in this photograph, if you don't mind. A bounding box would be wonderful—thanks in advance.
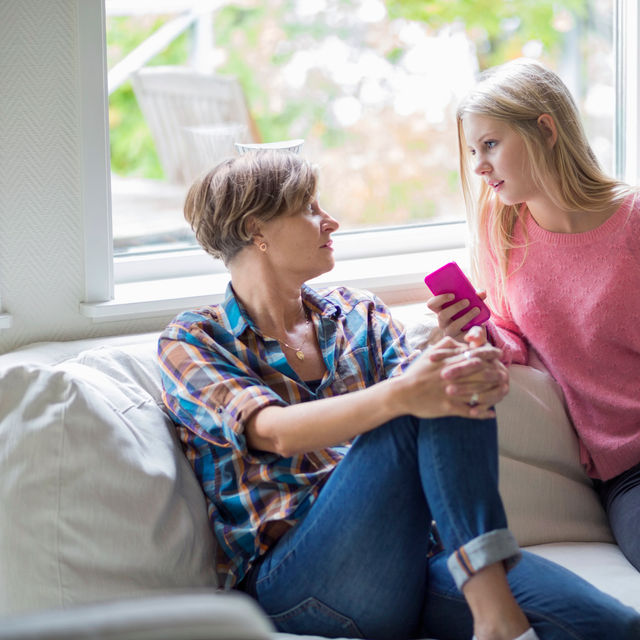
[446,528,521,590]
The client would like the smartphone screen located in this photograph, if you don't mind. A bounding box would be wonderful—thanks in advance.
[424,261,490,330]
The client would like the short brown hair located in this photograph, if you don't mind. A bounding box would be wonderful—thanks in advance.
[184,151,318,264]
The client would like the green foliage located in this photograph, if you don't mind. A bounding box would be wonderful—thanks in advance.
[107,16,191,178]
[213,2,348,148]
[214,4,267,49]
[108,85,163,178]
[385,0,588,67]
[385,47,404,64]
[447,169,460,193]
[108,1,591,182]
[388,179,435,219]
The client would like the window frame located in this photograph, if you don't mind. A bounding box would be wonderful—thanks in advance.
[79,0,114,304]
[80,0,640,321]
[616,0,640,184]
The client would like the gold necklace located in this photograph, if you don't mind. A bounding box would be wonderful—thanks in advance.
[267,309,311,361]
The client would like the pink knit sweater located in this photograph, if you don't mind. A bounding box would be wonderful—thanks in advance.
[487,194,640,481]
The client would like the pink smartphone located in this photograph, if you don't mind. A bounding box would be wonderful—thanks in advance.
[424,261,490,331]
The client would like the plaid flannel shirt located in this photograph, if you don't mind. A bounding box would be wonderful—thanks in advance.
[158,283,417,588]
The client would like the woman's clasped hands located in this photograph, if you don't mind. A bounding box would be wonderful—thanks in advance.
[399,326,508,421]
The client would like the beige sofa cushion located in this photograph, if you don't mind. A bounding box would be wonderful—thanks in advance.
[0,356,218,617]
[497,365,613,546]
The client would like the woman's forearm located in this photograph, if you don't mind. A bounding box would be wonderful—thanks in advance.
[246,346,501,456]
[246,375,406,456]
[246,337,510,457]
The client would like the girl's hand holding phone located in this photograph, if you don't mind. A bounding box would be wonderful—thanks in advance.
[424,262,490,342]
[427,292,489,342]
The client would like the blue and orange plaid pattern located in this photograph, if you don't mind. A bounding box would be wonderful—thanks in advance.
[158,283,417,588]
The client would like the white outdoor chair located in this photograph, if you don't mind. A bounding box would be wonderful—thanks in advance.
[131,66,260,184]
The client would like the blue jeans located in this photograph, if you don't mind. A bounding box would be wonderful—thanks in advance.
[593,460,640,570]
[240,415,640,639]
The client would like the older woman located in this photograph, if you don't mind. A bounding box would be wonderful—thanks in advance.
[158,151,639,640]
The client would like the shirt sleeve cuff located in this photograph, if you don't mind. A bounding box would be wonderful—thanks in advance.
[221,386,287,455]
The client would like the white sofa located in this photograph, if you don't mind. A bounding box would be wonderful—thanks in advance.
[0,306,638,639]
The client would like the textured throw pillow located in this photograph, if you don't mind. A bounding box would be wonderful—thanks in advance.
[495,364,612,546]
[73,341,165,403]
[0,360,218,617]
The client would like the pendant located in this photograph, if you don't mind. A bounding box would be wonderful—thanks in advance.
[296,350,305,360]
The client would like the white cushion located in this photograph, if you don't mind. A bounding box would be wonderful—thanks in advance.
[72,341,165,403]
[527,542,640,611]
[0,591,273,640]
[0,332,161,369]
[496,365,613,546]
[0,358,218,617]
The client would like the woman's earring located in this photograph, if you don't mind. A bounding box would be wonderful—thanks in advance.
[258,242,267,252]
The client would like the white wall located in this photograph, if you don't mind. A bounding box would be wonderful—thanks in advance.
[0,1,173,355]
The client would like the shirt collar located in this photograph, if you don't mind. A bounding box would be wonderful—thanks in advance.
[222,282,342,338]
[301,283,342,319]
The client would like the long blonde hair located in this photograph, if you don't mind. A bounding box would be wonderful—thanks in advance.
[456,58,627,308]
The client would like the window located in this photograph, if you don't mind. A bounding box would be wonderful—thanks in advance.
[80,0,637,317]
[107,1,616,255]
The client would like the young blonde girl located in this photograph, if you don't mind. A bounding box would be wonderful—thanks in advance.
[429,57,640,570]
